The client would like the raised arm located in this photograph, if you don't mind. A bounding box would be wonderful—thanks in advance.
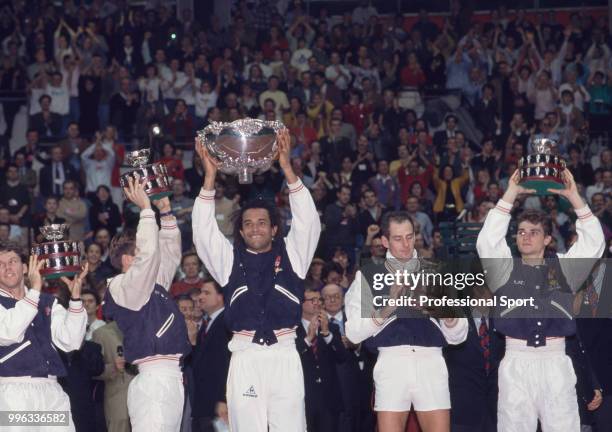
[476,170,536,291]
[52,260,89,351]
[152,197,181,290]
[108,177,161,311]
[192,140,234,286]
[278,129,321,278]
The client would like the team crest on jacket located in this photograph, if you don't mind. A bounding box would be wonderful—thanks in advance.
[274,256,283,274]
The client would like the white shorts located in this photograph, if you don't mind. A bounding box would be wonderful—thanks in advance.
[0,377,75,432]
[373,345,450,412]
[127,359,184,432]
[226,334,306,432]
[498,338,579,432]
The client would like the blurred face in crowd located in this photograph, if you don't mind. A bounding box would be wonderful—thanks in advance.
[120,78,130,94]
[240,208,278,253]
[178,298,194,320]
[378,160,389,176]
[0,251,26,291]
[341,157,352,173]
[95,229,110,250]
[321,284,343,315]
[40,96,51,111]
[0,209,10,224]
[336,187,351,206]
[6,166,18,182]
[172,179,185,197]
[363,190,377,208]
[182,255,201,279]
[591,194,604,212]
[517,221,551,258]
[52,73,62,87]
[82,293,98,317]
[442,166,454,181]
[14,153,25,168]
[63,182,77,200]
[0,226,9,242]
[603,170,612,188]
[330,119,341,135]
[406,197,419,213]
[446,116,457,131]
[370,238,385,257]
[96,187,110,203]
[68,124,79,139]
[87,243,102,265]
[45,198,58,214]
[26,130,38,146]
[382,220,415,261]
[302,290,322,319]
[199,281,223,315]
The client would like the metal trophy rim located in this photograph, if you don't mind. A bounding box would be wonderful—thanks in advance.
[196,119,285,184]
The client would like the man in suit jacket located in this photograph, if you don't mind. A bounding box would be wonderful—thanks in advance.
[432,114,460,152]
[297,288,349,432]
[39,145,78,197]
[191,279,232,432]
[444,297,505,432]
[30,94,63,138]
[322,283,374,432]
[320,119,352,174]
[92,321,135,432]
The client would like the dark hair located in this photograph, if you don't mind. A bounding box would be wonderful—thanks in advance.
[0,244,25,263]
[202,277,223,295]
[175,294,194,304]
[232,199,280,246]
[39,94,52,104]
[81,288,100,305]
[321,262,343,281]
[517,209,552,236]
[381,211,415,238]
[180,252,201,268]
[109,230,137,270]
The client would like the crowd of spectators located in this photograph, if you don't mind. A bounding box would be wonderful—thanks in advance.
[0,0,612,430]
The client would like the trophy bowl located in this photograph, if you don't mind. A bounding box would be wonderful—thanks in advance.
[31,224,81,280]
[119,149,172,200]
[518,138,566,195]
[197,119,285,184]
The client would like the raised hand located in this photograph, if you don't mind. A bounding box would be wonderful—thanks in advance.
[547,168,583,208]
[28,255,45,292]
[124,174,151,210]
[502,169,536,204]
[277,128,292,171]
[60,262,89,300]
[153,196,172,214]
[196,137,222,189]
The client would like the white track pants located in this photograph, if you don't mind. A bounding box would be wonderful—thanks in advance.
[0,377,75,432]
[227,339,306,432]
[498,338,579,432]
[127,361,184,432]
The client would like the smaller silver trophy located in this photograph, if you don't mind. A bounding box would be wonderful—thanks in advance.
[518,138,566,195]
[31,224,81,280]
[119,149,171,200]
[197,119,285,184]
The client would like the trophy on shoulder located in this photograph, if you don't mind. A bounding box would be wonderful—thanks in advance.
[119,148,172,200]
[196,118,285,184]
[31,224,81,280]
[518,138,566,195]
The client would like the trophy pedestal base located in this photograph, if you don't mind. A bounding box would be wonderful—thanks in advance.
[42,269,80,280]
[520,178,564,195]
[149,190,172,201]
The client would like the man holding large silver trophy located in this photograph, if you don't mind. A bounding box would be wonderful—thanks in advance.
[193,119,321,431]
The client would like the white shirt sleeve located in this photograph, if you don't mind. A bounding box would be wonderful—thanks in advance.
[0,290,40,346]
[192,189,235,286]
[108,209,160,311]
[50,299,87,352]
[476,199,515,292]
[156,217,181,291]
[436,317,469,345]
[284,179,321,279]
[559,205,606,292]
[345,271,388,344]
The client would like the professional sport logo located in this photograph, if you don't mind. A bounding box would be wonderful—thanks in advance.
[243,385,258,398]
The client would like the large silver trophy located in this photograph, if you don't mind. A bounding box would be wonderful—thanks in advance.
[197,119,285,184]
[119,149,171,200]
[518,138,566,195]
[31,224,81,280]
